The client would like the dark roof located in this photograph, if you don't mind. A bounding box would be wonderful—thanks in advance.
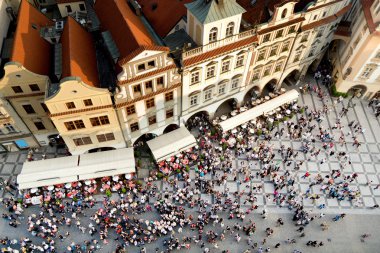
[137,0,193,37]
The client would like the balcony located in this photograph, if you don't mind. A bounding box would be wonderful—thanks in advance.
[182,29,256,59]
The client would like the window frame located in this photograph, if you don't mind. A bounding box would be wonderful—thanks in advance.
[130,122,139,132]
[209,27,218,43]
[221,60,230,73]
[83,99,93,106]
[66,102,76,109]
[226,22,234,37]
[235,55,244,68]
[190,95,198,106]
[73,137,92,146]
[190,71,200,85]
[206,65,216,79]
[165,91,174,102]
[166,108,174,119]
[34,121,46,130]
[22,104,35,114]
[11,86,23,93]
[275,29,284,38]
[145,98,155,109]
[148,115,157,125]
[126,105,136,115]
[204,89,212,101]
[29,84,40,91]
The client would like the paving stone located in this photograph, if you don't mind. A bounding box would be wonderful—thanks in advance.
[339,200,352,207]
[363,197,375,207]
[366,174,379,184]
[326,198,339,207]
[350,153,361,162]
[363,164,375,173]
[227,182,237,192]
[5,154,18,163]
[360,154,372,163]
[359,185,372,195]
[356,174,368,184]
[368,144,379,153]
[1,164,14,174]
[352,164,364,172]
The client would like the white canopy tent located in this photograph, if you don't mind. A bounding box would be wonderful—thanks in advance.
[77,148,135,180]
[218,89,299,132]
[17,148,136,190]
[17,155,79,190]
[147,127,197,162]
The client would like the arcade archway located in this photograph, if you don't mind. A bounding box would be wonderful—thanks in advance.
[214,98,238,118]
[163,124,180,134]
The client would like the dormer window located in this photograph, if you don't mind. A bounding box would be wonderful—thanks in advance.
[148,61,155,68]
[281,9,287,19]
[226,22,234,37]
[137,60,156,73]
[209,27,218,43]
[137,64,146,71]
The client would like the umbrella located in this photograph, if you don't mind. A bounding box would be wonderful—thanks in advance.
[221,115,227,120]
[65,183,72,189]
[88,187,95,193]
[102,184,110,190]
[173,163,179,169]
[241,124,247,129]
[113,176,119,182]
[183,159,189,165]
[231,129,237,134]
[71,182,78,187]
[125,174,132,180]
[84,180,91,186]
[47,185,54,191]
[55,184,64,188]
[30,188,38,194]
[249,129,255,134]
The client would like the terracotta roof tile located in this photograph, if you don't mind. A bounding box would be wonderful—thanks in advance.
[183,36,257,67]
[361,0,377,33]
[95,0,169,65]
[137,0,193,37]
[237,0,271,26]
[61,17,99,87]
[10,0,53,75]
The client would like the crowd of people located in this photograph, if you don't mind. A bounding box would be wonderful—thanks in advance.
[0,67,376,252]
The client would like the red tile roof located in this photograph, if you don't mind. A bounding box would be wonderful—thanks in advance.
[95,0,169,66]
[183,35,258,67]
[10,0,53,75]
[61,17,99,87]
[137,0,193,37]
[361,0,377,33]
[237,0,272,26]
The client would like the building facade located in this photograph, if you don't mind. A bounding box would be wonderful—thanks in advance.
[332,0,380,99]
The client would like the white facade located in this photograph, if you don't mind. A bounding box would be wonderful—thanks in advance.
[0,0,10,57]
[57,0,86,18]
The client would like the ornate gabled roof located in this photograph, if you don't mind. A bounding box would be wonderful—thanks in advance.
[185,0,246,24]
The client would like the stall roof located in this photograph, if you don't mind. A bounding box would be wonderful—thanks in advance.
[218,89,299,132]
[147,127,197,162]
[17,148,135,190]
[78,148,135,180]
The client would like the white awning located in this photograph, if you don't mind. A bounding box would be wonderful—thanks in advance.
[218,89,299,132]
[147,127,197,162]
[77,148,135,180]
[17,156,80,190]
[17,148,136,190]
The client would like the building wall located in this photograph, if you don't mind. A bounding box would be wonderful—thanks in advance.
[45,78,125,155]
[115,50,182,145]
[0,63,57,146]
[57,1,86,17]
[0,0,10,54]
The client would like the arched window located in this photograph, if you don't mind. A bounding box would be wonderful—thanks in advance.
[226,22,234,37]
[281,9,287,19]
[209,27,218,43]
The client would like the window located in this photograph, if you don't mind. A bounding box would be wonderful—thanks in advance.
[274,62,283,72]
[190,95,198,106]
[83,99,93,106]
[288,25,296,34]
[65,5,72,13]
[206,66,216,79]
[293,51,302,62]
[263,34,271,43]
[11,86,23,93]
[146,98,155,108]
[231,78,240,89]
[204,89,212,101]
[40,103,49,113]
[226,22,234,37]
[96,133,115,142]
[270,46,278,56]
[361,65,375,78]
[209,27,218,42]
[34,122,46,130]
[148,115,157,125]
[263,65,272,76]
[73,137,92,146]
[165,91,174,102]
[275,29,283,38]
[79,3,86,11]
[147,61,155,68]
[137,64,145,71]
[317,27,325,37]
[281,41,290,52]
[322,11,327,17]
[301,32,309,42]
[130,122,139,132]
[313,14,317,20]
[157,76,164,87]
[281,9,287,18]
[308,48,315,57]
[4,123,16,133]
[218,84,226,94]
[90,115,110,126]
[29,84,40,91]
[252,69,261,81]
[66,102,76,109]
[257,50,266,61]
[126,105,136,115]
[145,80,153,91]
[64,120,85,131]
[22,104,35,114]
[191,72,200,85]
[236,55,244,68]
[221,61,230,73]
[166,108,174,119]
[133,85,142,93]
